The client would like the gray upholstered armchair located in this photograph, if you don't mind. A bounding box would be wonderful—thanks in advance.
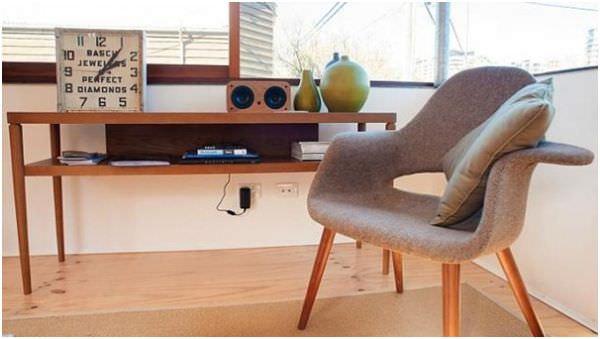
[297,67,594,336]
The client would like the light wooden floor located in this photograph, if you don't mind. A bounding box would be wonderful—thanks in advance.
[2,243,594,336]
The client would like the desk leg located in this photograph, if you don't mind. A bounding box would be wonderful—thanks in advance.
[382,248,390,275]
[381,122,396,275]
[50,124,65,262]
[9,124,32,295]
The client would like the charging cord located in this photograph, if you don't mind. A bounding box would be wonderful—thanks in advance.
[216,173,247,216]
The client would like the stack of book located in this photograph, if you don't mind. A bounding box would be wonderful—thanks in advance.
[291,141,331,161]
[181,145,260,164]
[58,151,105,165]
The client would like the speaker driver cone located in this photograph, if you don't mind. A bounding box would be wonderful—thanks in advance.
[264,86,287,110]
[231,85,255,109]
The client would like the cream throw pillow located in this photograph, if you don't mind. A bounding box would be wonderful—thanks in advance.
[431,78,555,226]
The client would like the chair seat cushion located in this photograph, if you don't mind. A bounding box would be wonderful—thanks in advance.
[432,78,555,226]
[308,188,487,262]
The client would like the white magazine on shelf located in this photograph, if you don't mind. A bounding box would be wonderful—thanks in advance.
[291,141,331,155]
[291,152,324,161]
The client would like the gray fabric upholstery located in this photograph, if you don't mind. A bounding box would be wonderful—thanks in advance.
[307,67,594,263]
[433,78,555,225]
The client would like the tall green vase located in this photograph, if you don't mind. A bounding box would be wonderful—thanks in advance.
[293,70,321,112]
[320,55,370,112]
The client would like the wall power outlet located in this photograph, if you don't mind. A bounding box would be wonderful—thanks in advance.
[276,183,299,197]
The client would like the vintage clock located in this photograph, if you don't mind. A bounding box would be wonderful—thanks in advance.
[55,28,145,112]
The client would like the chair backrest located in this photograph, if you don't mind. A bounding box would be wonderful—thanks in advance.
[400,66,536,171]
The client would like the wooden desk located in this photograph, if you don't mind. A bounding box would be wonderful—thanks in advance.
[7,112,397,294]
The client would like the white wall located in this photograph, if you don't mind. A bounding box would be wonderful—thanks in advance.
[474,69,598,330]
[2,69,597,329]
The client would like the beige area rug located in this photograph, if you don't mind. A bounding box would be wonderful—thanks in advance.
[3,284,529,336]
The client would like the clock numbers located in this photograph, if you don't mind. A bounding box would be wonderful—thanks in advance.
[96,36,106,47]
[65,83,73,93]
[130,84,138,93]
[63,49,74,60]
[76,97,127,108]
[130,67,138,77]
[77,35,84,46]
[64,66,72,77]
[129,51,138,61]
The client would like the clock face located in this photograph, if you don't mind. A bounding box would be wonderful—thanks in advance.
[56,29,144,112]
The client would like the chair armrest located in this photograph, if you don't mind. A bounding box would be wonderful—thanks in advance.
[498,141,595,166]
[309,131,400,197]
[309,129,438,199]
[473,141,594,254]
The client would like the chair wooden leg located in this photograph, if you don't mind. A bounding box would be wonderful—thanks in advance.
[442,263,460,336]
[355,240,362,249]
[497,248,544,337]
[298,228,336,330]
[392,251,403,293]
[382,248,390,274]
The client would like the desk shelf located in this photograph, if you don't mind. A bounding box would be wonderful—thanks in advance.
[25,158,320,176]
[9,111,397,177]
[7,112,396,125]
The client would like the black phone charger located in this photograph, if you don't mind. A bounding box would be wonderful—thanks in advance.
[239,187,251,209]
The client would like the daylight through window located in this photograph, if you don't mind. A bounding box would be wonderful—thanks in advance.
[2,1,598,82]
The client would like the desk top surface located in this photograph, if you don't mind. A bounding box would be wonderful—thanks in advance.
[7,112,397,124]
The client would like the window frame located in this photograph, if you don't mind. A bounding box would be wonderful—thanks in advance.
[2,3,595,87]
[2,3,434,87]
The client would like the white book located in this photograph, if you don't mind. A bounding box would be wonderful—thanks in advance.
[291,141,330,155]
[291,152,325,161]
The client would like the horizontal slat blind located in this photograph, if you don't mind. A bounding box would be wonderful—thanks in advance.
[2,26,229,65]
[240,2,276,77]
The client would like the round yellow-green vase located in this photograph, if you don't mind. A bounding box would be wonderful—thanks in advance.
[320,55,370,112]
[293,70,321,112]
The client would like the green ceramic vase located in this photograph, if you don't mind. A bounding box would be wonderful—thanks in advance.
[320,55,370,112]
[293,70,321,112]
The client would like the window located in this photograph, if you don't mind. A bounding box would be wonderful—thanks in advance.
[3,2,598,84]
[447,2,598,76]
[2,0,229,65]
[240,2,436,81]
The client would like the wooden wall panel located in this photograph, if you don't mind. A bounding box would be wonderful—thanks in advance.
[105,124,318,161]
[228,2,241,79]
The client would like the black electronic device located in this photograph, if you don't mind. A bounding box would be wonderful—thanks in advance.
[239,187,251,209]
[216,174,250,216]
